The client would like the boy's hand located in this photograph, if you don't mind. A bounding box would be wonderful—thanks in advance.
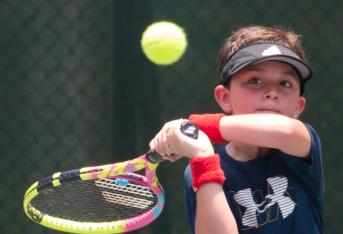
[149,119,214,161]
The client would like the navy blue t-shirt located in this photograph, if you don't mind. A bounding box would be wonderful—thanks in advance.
[184,124,324,234]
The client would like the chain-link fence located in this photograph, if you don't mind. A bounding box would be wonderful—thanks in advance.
[1,0,342,233]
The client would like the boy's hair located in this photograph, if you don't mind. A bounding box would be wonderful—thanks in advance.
[218,25,307,73]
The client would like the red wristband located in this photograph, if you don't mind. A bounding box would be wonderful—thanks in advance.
[190,154,225,190]
[188,113,225,144]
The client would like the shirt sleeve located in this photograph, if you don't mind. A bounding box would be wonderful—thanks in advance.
[280,124,325,208]
[184,165,196,234]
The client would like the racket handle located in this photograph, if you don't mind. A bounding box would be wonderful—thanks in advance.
[147,122,199,163]
[146,152,164,163]
[180,121,199,139]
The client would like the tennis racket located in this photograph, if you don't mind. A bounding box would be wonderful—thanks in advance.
[23,122,199,234]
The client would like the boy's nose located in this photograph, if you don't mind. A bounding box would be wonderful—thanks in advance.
[264,89,279,100]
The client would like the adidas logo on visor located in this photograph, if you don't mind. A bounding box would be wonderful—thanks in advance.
[261,45,282,56]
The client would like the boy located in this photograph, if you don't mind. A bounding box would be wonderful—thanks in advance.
[149,25,324,234]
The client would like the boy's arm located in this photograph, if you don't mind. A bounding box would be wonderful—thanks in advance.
[150,120,238,234]
[195,183,238,234]
[190,113,311,158]
[220,114,311,157]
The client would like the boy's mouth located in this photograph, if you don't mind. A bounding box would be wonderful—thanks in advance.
[255,108,281,114]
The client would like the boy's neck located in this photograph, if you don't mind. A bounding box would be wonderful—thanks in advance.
[225,142,270,162]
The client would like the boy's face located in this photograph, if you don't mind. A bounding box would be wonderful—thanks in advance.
[215,61,306,118]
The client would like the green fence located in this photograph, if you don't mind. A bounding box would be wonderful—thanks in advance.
[1,0,342,233]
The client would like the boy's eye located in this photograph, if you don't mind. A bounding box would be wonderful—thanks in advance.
[280,80,292,88]
[247,78,263,85]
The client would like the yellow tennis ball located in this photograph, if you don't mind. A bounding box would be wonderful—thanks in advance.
[141,21,187,65]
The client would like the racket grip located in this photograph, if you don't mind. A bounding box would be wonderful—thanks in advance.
[146,152,164,163]
[147,122,199,163]
[180,121,199,139]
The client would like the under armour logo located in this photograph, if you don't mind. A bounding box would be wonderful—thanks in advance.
[261,45,282,56]
[233,176,295,228]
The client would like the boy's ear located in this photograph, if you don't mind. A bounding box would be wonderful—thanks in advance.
[293,96,306,118]
[214,85,233,113]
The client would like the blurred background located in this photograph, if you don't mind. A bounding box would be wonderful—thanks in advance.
[1,0,342,233]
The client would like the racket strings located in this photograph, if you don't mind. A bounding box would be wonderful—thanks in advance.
[31,178,159,222]
[101,191,154,209]
[95,178,154,198]
[95,178,155,209]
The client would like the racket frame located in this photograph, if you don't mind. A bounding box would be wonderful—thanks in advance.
[23,154,164,234]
